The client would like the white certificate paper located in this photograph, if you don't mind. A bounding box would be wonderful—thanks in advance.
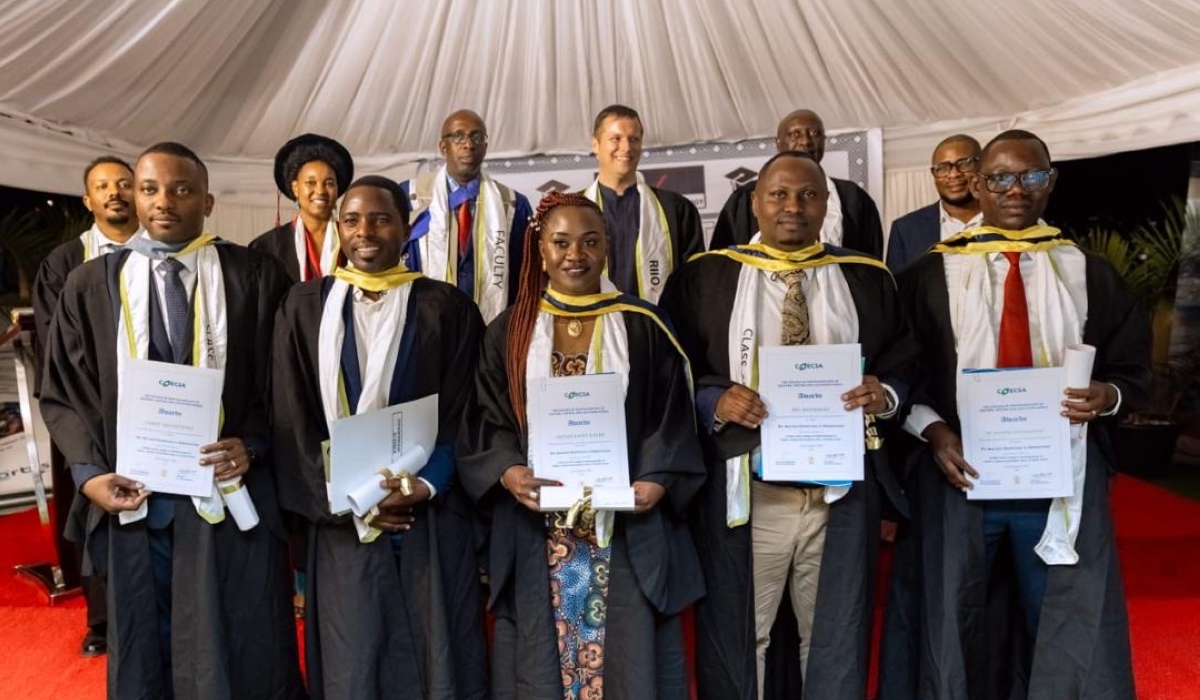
[116,359,224,498]
[758,344,864,482]
[958,367,1073,500]
[527,373,630,489]
[328,394,439,516]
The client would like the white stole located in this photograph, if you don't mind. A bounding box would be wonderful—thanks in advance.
[584,173,673,303]
[318,276,413,542]
[723,259,859,527]
[526,280,629,545]
[416,166,511,322]
[292,214,339,281]
[944,247,1090,565]
[115,239,229,525]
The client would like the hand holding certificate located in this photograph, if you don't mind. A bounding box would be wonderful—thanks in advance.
[758,344,865,482]
[527,373,635,511]
[958,367,1073,500]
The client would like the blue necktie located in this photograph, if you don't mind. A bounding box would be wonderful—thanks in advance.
[159,257,191,364]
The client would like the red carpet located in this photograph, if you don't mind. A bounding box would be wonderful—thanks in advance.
[1,476,1198,699]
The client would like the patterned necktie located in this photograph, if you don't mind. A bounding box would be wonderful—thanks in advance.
[780,269,811,346]
[997,251,1033,367]
[457,201,473,258]
[159,257,192,364]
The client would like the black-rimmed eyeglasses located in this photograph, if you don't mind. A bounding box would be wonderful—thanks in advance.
[442,130,488,145]
[930,157,979,178]
[980,168,1056,193]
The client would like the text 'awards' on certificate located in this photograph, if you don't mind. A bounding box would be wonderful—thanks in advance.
[528,373,630,490]
[759,344,864,482]
[116,358,224,498]
[958,367,1073,500]
[328,394,439,516]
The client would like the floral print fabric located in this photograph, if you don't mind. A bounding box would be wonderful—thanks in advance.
[547,524,611,700]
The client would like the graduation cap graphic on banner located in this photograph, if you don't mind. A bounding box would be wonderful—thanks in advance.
[537,179,570,194]
[725,166,757,191]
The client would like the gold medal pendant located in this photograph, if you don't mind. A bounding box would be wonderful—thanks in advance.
[566,318,583,337]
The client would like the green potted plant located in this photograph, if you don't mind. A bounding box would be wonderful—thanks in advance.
[1079,198,1200,477]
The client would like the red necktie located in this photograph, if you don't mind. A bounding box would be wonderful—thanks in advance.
[457,201,472,258]
[997,251,1033,367]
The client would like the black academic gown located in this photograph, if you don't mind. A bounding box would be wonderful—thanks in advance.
[603,186,706,297]
[659,251,916,700]
[458,308,706,700]
[879,251,1150,700]
[250,223,305,284]
[272,277,488,700]
[39,245,304,700]
[32,238,85,391]
[709,178,884,258]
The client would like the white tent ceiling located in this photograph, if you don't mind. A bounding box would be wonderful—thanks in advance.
[1,0,1199,236]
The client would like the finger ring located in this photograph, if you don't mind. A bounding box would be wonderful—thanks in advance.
[1091,410,1098,417]
[229,459,236,470]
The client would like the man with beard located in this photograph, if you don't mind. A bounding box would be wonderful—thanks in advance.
[40,142,304,700]
[582,104,705,303]
[709,109,884,258]
[662,151,915,700]
[401,109,532,323]
[880,130,1149,700]
[32,155,141,657]
[272,176,487,699]
[885,135,982,272]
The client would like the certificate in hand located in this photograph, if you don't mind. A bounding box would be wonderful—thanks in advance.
[116,358,224,498]
[758,344,864,482]
[327,394,439,516]
[527,373,630,491]
[958,367,1073,500]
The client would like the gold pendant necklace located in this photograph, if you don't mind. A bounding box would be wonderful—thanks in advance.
[566,318,584,337]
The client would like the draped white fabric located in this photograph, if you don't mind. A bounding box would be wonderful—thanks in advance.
[0,0,1198,233]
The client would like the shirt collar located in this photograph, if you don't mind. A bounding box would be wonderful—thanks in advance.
[939,204,983,228]
[446,174,478,194]
[152,249,198,273]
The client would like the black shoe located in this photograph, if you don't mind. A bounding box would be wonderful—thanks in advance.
[80,629,106,657]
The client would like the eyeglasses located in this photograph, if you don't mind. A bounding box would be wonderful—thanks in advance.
[783,128,825,141]
[980,168,1056,193]
[930,156,979,178]
[442,130,488,145]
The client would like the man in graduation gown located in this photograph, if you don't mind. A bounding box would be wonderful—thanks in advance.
[250,133,354,283]
[880,130,1149,700]
[272,176,487,700]
[582,104,705,303]
[661,151,916,700]
[886,135,982,272]
[709,109,884,259]
[401,109,532,323]
[39,142,303,700]
[33,155,140,657]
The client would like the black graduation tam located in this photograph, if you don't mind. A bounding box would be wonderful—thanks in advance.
[273,133,354,200]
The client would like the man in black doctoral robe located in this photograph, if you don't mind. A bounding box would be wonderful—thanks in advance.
[250,133,354,283]
[582,104,705,303]
[879,130,1150,700]
[661,151,915,700]
[33,155,140,657]
[39,142,303,700]
[709,109,883,258]
[271,176,487,700]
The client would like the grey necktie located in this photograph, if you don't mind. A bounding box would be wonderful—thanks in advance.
[159,257,191,363]
[780,269,811,346]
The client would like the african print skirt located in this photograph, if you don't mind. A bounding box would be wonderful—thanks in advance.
[547,523,612,700]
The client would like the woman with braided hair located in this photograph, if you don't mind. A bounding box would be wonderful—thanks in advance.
[459,191,705,700]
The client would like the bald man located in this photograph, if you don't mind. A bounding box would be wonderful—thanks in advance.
[401,109,532,323]
[710,109,884,259]
[885,134,982,272]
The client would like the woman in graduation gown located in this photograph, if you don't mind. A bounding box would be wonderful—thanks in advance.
[251,133,353,283]
[271,176,488,700]
[458,191,705,700]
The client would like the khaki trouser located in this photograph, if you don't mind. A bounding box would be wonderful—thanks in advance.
[750,480,829,700]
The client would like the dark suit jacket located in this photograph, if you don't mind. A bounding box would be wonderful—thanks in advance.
[885,202,940,273]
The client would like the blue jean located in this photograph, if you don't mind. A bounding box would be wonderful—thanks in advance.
[983,499,1050,641]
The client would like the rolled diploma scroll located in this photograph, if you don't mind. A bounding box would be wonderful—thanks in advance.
[346,445,429,517]
[1064,343,1096,439]
[219,476,259,531]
